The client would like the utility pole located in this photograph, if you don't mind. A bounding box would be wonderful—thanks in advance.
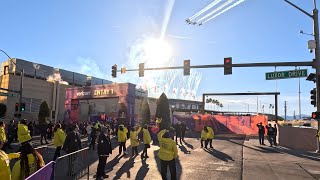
[284,101,287,121]
[284,0,320,153]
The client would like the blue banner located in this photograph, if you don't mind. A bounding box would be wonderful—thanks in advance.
[25,161,55,180]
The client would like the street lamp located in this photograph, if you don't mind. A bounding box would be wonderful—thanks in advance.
[0,49,24,120]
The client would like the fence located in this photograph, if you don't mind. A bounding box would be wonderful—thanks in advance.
[54,147,98,180]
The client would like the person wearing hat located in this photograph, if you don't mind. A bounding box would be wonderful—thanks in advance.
[12,142,45,180]
[141,125,151,159]
[0,140,20,180]
[118,124,128,155]
[53,123,66,161]
[17,119,32,144]
[201,126,208,148]
[130,126,141,158]
[96,127,112,179]
[157,129,178,180]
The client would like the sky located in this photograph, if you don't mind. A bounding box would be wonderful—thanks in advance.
[0,0,317,117]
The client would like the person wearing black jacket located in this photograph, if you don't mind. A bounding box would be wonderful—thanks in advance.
[7,120,15,149]
[273,124,278,146]
[256,122,265,145]
[174,123,182,144]
[89,127,97,150]
[180,122,186,142]
[96,127,112,179]
[63,124,82,154]
[40,123,48,145]
[266,124,274,147]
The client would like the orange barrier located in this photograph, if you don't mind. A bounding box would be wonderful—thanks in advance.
[192,114,268,134]
[279,126,318,151]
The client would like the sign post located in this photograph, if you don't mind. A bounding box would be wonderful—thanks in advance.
[265,69,308,80]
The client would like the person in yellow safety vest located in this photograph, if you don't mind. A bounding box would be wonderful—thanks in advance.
[53,123,66,161]
[17,119,32,144]
[12,142,45,180]
[118,125,128,155]
[0,140,20,180]
[0,122,7,151]
[201,126,209,149]
[141,125,151,159]
[130,126,141,157]
[157,129,178,180]
[207,125,214,149]
[94,121,101,131]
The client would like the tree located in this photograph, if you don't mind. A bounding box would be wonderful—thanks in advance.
[156,93,171,130]
[38,101,50,124]
[0,103,7,118]
[140,99,151,125]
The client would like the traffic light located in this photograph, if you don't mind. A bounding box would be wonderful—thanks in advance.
[184,60,190,76]
[224,57,232,75]
[15,103,19,112]
[139,63,144,77]
[312,111,320,119]
[310,88,316,107]
[20,103,25,111]
[111,64,117,78]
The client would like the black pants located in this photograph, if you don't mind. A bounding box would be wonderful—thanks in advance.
[273,134,277,145]
[259,134,265,145]
[201,139,208,148]
[132,146,138,156]
[181,131,185,140]
[97,156,107,178]
[119,142,126,154]
[90,136,96,150]
[160,159,177,180]
[40,133,48,144]
[142,144,149,157]
[208,138,213,148]
[267,135,273,146]
[53,146,62,161]
[175,132,182,144]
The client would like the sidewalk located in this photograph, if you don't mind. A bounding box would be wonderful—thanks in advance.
[243,138,320,180]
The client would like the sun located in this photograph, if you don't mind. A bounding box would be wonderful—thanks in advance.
[143,38,172,66]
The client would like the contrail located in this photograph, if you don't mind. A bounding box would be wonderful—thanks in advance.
[189,0,222,21]
[202,0,246,24]
[196,0,235,23]
[161,0,176,40]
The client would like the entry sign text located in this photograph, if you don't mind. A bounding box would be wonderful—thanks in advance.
[265,69,308,80]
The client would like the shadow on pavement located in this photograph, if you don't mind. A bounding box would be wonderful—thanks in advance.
[135,159,150,180]
[113,158,135,180]
[178,144,191,154]
[204,148,234,162]
[183,140,194,150]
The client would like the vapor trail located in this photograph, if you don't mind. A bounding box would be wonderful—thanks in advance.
[161,0,176,40]
[197,0,235,23]
[189,0,222,21]
[202,0,246,24]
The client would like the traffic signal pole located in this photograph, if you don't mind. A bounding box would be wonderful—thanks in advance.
[284,0,320,153]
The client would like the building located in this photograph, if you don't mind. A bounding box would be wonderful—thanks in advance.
[0,58,203,123]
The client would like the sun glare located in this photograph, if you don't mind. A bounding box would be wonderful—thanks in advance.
[143,38,172,66]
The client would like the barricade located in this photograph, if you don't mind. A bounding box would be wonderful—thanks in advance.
[25,161,55,180]
[54,147,98,180]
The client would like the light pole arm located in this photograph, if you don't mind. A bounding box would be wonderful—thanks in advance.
[284,0,313,19]
[0,49,23,73]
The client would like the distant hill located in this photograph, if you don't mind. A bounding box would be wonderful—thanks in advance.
[280,114,310,120]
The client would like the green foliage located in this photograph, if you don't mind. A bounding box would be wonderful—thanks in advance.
[0,103,6,118]
[38,101,50,124]
[140,99,150,125]
[155,93,171,130]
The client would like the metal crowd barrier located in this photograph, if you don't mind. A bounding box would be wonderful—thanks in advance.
[25,161,55,180]
[54,147,98,180]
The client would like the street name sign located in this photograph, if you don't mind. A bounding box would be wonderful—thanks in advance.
[265,69,308,80]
